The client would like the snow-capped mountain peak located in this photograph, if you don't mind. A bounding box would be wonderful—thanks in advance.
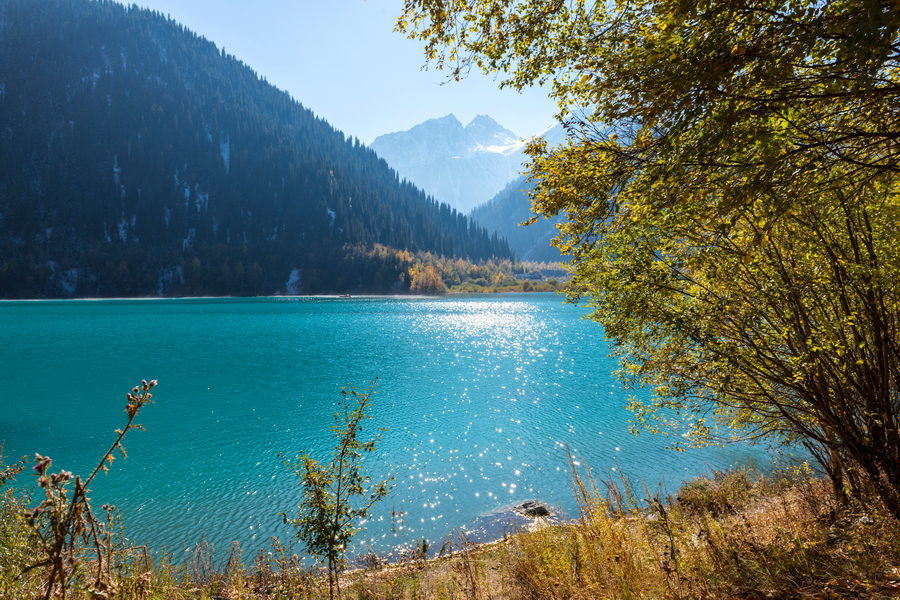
[465,114,519,148]
[371,114,526,212]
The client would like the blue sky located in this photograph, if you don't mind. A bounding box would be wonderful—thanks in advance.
[125,0,557,143]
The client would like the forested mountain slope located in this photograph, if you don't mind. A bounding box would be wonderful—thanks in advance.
[470,177,562,263]
[0,0,510,297]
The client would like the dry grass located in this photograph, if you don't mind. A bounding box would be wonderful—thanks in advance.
[2,463,898,600]
[495,468,899,600]
[335,465,900,600]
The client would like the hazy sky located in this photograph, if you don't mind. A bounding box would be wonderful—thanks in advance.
[124,0,557,143]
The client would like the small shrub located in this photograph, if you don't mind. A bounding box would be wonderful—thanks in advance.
[282,382,394,600]
[674,467,758,516]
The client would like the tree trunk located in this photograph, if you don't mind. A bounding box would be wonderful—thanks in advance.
[828,453,849,507]
[855,455,900,522]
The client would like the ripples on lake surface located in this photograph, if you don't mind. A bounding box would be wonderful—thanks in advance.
[0,294,766,557]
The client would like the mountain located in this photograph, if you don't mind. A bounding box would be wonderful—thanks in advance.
[370,114,524,213]
[469,123,569,262]
[469,177,563,262]
[372,113,570,262]
[0,0,510,298]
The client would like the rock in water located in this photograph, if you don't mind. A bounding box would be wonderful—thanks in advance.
[514,500,552,518]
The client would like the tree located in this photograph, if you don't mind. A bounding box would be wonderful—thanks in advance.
[398,0,900,517]
[408,263,447,294]
[282,383,393,599]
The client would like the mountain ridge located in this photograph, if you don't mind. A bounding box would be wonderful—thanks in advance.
[466,122,569,262]
[370,114,525,213]
[371,115,569,262]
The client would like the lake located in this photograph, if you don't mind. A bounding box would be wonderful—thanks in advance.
[0,294,766,558]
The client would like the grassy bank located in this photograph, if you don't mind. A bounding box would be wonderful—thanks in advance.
[2,464,897,599]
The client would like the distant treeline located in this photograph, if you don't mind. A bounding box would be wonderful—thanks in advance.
[348,244,566,294]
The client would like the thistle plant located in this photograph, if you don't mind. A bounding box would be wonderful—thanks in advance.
[282,382,393,600]
[23,379,157,600]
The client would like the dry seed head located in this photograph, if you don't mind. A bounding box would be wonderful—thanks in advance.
[33,453,52,473]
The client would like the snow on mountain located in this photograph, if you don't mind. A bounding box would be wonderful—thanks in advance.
[469,122,571,262]
[371,115,573,261]
[371,114,526,213]
[466,114,521,151]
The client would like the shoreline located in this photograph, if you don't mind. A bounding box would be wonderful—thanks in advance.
[0,291,560,302]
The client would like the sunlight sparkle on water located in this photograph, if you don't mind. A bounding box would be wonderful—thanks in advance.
[0,295,767,556]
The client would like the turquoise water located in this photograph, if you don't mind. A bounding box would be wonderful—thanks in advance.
[0,294,765,557]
